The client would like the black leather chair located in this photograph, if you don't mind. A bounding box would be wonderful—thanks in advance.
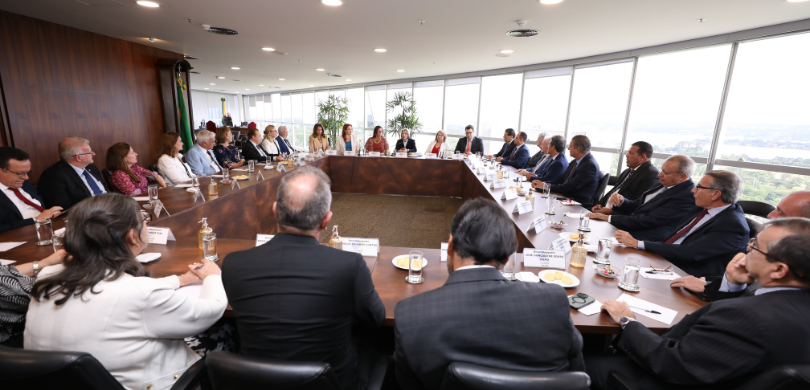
[206,350,343,390]
[588,171,611,207]
[0,344,206,390]
[102,169,113,191]
[738,200,775,219]
[608,365,810,390]
[745,217,762,239]
[440,362,591,390]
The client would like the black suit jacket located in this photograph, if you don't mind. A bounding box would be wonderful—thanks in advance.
[240,141,268,162]
[394,267,584,390]
[548,152,601,205]
[598,161,659,206]
[493,140,515,158]
[453,137,484,155]
[644,204,749,277]
[37,160,107,209]
[0,181,44,234]
[221,233,385,390]
[395,139,417,153]
[610,179,696,241]
[617,289,810,390]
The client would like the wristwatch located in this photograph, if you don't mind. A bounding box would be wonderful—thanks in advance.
[619,316,636,329]
[32,260,39,278]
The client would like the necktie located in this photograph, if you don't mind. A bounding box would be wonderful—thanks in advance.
[82,170,104,196]
[607,170,634,198]
[564,160,578,183]
[664,209,709,244]
[465,138,471,153]
[256,143,266,157]
[9,188,44,212]
[509,145,519,160]
[207,150,223,171]
[532,156,548,174]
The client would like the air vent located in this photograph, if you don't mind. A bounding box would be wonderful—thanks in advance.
[495,53,511,57]
[506,20,538,38]
[190,71,202,74]
[184,55,199,60]
[202,25,238,35]
[326,73,343,78]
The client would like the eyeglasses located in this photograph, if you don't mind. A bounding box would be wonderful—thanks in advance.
[73,152,95,157]
[141,210,153,224]
[2,168,32,177]
[695,184,719,191]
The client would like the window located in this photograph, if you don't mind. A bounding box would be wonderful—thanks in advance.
[443,80,480,136]
[478,74,523,139]
[521,71,572,158]
[191,90,239,127]
[626,45,731,158]
[263,94,273,123]
[715,165,809,207]
[412,132,437,153]
[271,94,281,124]
[718,32,810,168]
[568,61,635,149]
[302,93,315,125]
[291,93,303,124]
[365,88,386,129]
[347,88,364,129]
[413,83,443,133]
[281,95,292,124]
[387,85,412,137]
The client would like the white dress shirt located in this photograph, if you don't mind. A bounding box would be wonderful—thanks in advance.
[455,265,496,271]
[638,204,732,250]
[251,141,267,157]
[607,183,673,223]
[261,138,280,155]
[719,275,804,295]
[68,163,107,196]
[0,182,42,220]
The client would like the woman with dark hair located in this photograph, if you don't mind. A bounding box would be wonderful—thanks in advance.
[336,123,359,153]
[212,127,245,169]
[106,142,166,196]
[364,125,389,153]
[309,124,329,152]
[25,194,226,390]
[156,133,196,186]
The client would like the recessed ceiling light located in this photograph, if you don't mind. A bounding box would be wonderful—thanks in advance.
[316,68,325,71]
[500,49,514,54]
[231,67,240,70]
[210,83,215,85]
[697,18,706,23]
[216,76,225,79]
[279,78,285,81]
[322,0,343,5]
[261,47,275,51]
[539,0,564,4]
[136,1,160,7]
[396,69,405,72]
[259,84,264,86]
[346,79,352,81]
[245,89,250,90]
[309,85,314,87]
[374,48,387,53]
[787,0,809,2]
[204,88,209,90]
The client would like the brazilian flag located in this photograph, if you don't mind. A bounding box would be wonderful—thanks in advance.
[177,75,193,154]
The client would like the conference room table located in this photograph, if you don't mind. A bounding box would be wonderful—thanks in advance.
[0,153,706,334]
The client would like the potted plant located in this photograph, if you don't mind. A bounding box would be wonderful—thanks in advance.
[317,94,350,148]
[386,92,422,138]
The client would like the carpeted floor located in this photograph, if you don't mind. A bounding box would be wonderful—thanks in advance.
[319,193,462,249]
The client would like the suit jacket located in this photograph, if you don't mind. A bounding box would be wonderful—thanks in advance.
[0,181,44,234]
[221,233,385,390]
[548,152,601,205]
[526,151,545,168]
[500,144,530,169]
[337,134,360,153]
[185,145,221,176]
[493,140,515,158]
[598,161,659,207]
[394,267,584,390]
[694,278,760,302]
[610,179,696,242]
[395,139,417,153]
[531,153,568,183]
[453,137,484,155]
[617,289,810,390]
[644,204,749,277]
[38,160,107,209]
[241,141,268,162]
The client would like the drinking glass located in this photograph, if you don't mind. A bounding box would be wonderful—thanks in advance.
[146,185,159,209]
[596,238,612,264]
[52,233,64,252]
[545,196,556,215]
[578,213,591,232]
[35,218,53,246]
[248,160,255,172]
[221,167,230,183]
[501,253,517,281]
[190,176,200,189]
[619,258,642,291]
[407,250,424,284]
[202,233,219,262]
[541,184,550,198]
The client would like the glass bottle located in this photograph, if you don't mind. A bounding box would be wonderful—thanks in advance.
[198,218,213,250]
[497,164,504,180]
[525,188,535,207]
[208,177,218,196]
[570,235,588,268]
[328,225,342,249]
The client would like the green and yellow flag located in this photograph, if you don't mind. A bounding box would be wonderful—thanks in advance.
[177,75,193,154]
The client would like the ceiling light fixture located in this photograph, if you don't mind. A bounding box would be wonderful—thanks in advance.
[396,69,405,72]
[136,1,160,7]
[210,83,215,85]
[231,67,240,70]
[148,37,155,42]
[499,49,514,54]
[697,18,706,23]
[262,47,275,52]
[507,20,539,37]
[346,79,352,81]
[259,84,265,86]
[322,0,343,5]
[245,89,250,90]
[204,88,209,90]
[374,48,387,53]
[787,0,809,2]
[279,78,285,81]
[216,76,225,79]
[309,85,314,87]
[316,68,325,71]
[539,0,564,4]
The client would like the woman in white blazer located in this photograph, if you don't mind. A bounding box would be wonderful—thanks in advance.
[26,194,227,390]
[425,130,450,155]
[261,125,284,162]
[157,133,196,186]
[336,123,360,153]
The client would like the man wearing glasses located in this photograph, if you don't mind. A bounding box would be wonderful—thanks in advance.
[38,136,108,209]
[453,125,483,156]
[614,170,749,277]
[0,147,63,233]
[585,218,810,390]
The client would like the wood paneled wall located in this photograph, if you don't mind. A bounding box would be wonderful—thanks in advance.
[0,10,183,182]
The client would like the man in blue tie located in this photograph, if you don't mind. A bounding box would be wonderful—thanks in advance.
[277,126,293,155]
[38,136,108,209]
[186,130,224,177]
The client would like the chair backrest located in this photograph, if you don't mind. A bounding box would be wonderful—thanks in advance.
[440,362,591,390]
[745,217,762,239]
[737,200,776,219]
[591,171,611,206]
[735,365,810,390]
[0,345,125,390]
[206,350,342,390]
[101,169,114,191]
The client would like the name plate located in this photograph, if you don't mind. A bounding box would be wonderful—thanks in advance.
[368,151,381,157]
[255,234,274,246]
[441,242,448,262]
[473,161,483,169]
[477,167,485,175]
[148,227,175,245]
[484,172,496,182]
[395,152,407,158]
[490,179,508,189]
[344,151,356,156]
[501,188,518,201]
[523,248,566,269]
[512,200,534,215]
[527,215,546,232]
[325,150,337,156]
[550,237,573,254]
[341,237,380,256]
[425,153,437,159]
[452,154,464,160]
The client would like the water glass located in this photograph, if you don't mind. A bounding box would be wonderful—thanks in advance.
[407,250,424,284]
[52,233,64,252]
[619,258,642,291]
[501,253,517,281]
[248,160,256,172]
[35,218,53,246]
[190,176,200,189]
[147,185,159,208]
[596,239,612,264]
[541,185,551,199]
[202,233,219,262]
[222,167,230,183]
[578,214,591,232]
[545,196,556,215]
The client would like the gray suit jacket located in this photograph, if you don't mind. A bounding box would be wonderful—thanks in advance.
[185,145,221,177]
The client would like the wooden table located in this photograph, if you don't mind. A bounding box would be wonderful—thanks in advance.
[1,154,705,334]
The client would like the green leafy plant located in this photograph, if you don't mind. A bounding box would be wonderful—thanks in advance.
[317,94,350,148]
[385,92,422,138]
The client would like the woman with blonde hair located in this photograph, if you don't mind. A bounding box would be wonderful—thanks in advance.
[261,125,284,162]
[425,130,450,155]
[106,142,166,196]
[336,123,360,153]
[309,123,329,152]
[395,129,417,153]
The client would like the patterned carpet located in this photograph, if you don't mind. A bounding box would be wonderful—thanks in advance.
[320,193,462,250]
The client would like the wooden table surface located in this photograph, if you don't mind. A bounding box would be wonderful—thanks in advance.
[0,154,706,334]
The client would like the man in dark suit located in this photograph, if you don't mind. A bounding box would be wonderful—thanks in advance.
[487,128,516,161]
[0,147,63,234]
[277,126,295,155]
[38,136,108,210]
[594,141,659,208]
[589,155,696,242]
[453,125,483,156]
[529,135,568,183]
[615,170,749,277]
[240,128,269,162]
[587,218,810,390]
[500,131,530,169]
[395,198,584,390]
[532,135,600,206]
[525,133,547,168]
[221,166,385,390]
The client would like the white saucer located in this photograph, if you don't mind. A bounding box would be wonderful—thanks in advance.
[537,270,581,288]
[136,252,161,263]
[392,254,428,270]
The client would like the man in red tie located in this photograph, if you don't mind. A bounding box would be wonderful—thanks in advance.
[0,147,63,234]
[615,170,749,276]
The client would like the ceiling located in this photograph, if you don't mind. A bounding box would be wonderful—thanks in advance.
[2,0,809,94]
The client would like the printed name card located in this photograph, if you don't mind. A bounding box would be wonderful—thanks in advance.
[550,237,573,254]
[523,248,566,269]
[344,151,356,156]
[473,160,483,169]
[452,154,464,160]
[368,151,381,157]
[441,242,448,262]
[500,188,518,201]
[512,200,534,215]
[527,215,546,233]
[477,167,485,175]
[490,179,508,189]
[425,153,437,159]
[484,172,496,182]
[147,227,176,245]
[341,237,380,256]
[396,152,407,158]
[325,150,337,156]
[255,234,274,246]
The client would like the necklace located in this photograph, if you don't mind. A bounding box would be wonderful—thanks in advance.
[373,138,381,144]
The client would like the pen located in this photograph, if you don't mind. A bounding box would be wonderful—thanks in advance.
[194,263,204,270]
[629,305,661,314]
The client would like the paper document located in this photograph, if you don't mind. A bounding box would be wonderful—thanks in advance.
[132,196,150,201]
[616,294,678,325]
[639,268,682,281]
[231,168,249,171]
[174,184,193,188]
[0,259,16,265]
[0,242,26,252]
[564,213,587,219]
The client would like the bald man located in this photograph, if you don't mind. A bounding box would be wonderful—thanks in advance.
[38,136,108,209]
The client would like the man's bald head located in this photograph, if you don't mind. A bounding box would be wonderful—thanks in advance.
[276,166,332,232]
[769,191,810,219]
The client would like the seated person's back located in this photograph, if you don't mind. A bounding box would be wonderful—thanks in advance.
[395,198,584,390]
